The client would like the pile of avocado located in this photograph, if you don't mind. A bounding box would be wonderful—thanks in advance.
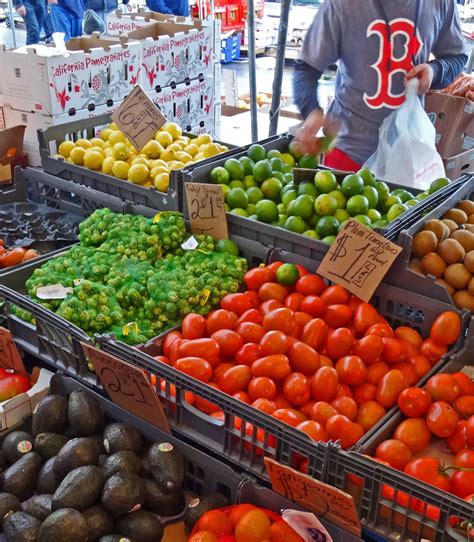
[0,389,189,542]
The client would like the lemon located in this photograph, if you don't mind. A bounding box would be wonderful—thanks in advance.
[177,136,190,145]
[167,143,183,153]
[184,143,199,157]
[154,172,170,192]
[99,128,112,141]
[203,143,220,159]
[108,131,126,145]
[83,150,104,170]
[150,166,169,177]
[58,140,75,158]
[89,146,105,156]
[163,121,182,140]
[104,148,113,158]
[142,140,163,159]
[160,149,177,163]
[176,151,193,164]
[168,161,185,171]
[109,122,118,130]
[155,131,173,148]
[90,138,104,148]
[102,156,115,175]
[75,138,92,150]
[195,134,212,146]
[69,146,85,165]
[132,156,149,167]
[150,159,168,169]
[113,142,130,161]
[112,160,130,180]
[128,163,149,184]
[194,152,205,162]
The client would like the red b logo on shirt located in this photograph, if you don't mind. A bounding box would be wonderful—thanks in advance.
[364,18,422,109]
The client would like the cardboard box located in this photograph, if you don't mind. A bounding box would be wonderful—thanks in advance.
[425,92,474,158]
[443,148,474,180]
[128,21,213,91]
[0,125,28,183]
[0,35,141,116]
[106,10,186,36]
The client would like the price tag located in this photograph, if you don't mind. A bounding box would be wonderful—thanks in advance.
[282,510,333,542]
[82,343,171,434]
[181,236,199,251]
[265,458,361,537]
[112,85,167,152]
[0,327,27,376]
[36,284,73,300]
[185,182,228,240]
[223,69,239,107]
[317,219,402,302]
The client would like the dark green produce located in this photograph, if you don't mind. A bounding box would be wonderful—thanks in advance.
[101,472,146,517]
[103,424,143,455]
[0,452,42,501]
[82,505,114,541]
[31,395,68,436]
[52,466,105,511]
[2,431,34,463]
[102,451,142,479]
[0,493,22,529]
[146,442,184,493]
[36,458,59,495]
[34,433,70,461]
[53,438,101,481]
[22,495,53,522]
[2,511,41,542]
[67,390,105,437]
[115,510,164,542]
[38,508,90,542]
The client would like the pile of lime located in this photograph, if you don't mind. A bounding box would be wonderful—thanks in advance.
[208,142,450,244]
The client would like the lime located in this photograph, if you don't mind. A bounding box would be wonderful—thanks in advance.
[376,181,390,204]
[215,239,239,256]
[291,195,314,219]
[346,195,369,216]
[338,220,349,232]
[381,195,402,214]
[315,170,338,193]
[229,180,246,190]
[322,235,336,245]
[278,214,288,226]
[284,216,307,234]
[224,158,245,180]
[280,153,295,168]
[281,183,296,194]
[372,219,388,229]
[282,190,298,206]
[284,173,294,184]
[334,208,350,223]
[225,203,230,212]
[272,171,286,183]
[267,149,282,159]
[283,163,293,174]
[247,186,264,204]
[270,157,285,173]
[209,166,230,185]
[261,177,283,199]
[227,187,249,209]
[391,188,413,203]
[276,263,300,286]
[406,199,418,207]
[244,175,257,188]
[303,230,320,239]
[246,203,257,215]
[315,194,337,216]
[239,156,255,176]
[367,209,382,222]
[231,208,248,217]
[429,177,450,194]
[416,192,430,201]
[341,174,364,197]
[329,190,347,209]
[289,140,304,160]
[354,215,372,226]
[299,182,319,199]
[247,144,267,162]
[248,214,258,221]
[299,153,319,169]
[357,167,377,187]
[307,213,321,227]
[220,184,230,199]
[277,203,286,214]
[387,203,408,222]
[316,216,339,238]
[256,200,279,223]
[253,160,273,183]
[362,186,379,209]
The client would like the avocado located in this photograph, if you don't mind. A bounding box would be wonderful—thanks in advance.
[22,494,53,521]
[2,431,34,463]
[88,435,107,455]
[101,472,146,517]
[183,493,229,533]
[32,395,68,436]
[146,442,184,493]
[53,437,101,481]
[68,390,105,437]
[2,511,41,542]
[52,465,104,511]
[144,479,186,516]
[103,424,143,455]
[0,493,21,530]
[38,508,90,542]
[34,433,70,461]
[0,451,5,469]
[102,451,142,479]
[37,457,59,494]
[115,510,164,542]
[98,536,130,542]
[0,452,42,501]
[83,505,114,541]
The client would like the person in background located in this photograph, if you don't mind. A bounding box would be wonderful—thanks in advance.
[14,0,44,45]
[49,0,84,41]
[293,0,467,172]
[85,0,129,32]
[41,0,54,42]
[145,0,188,17]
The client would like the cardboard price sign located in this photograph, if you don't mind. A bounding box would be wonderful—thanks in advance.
[318,219,402,302]
[265,458,361,537]
[112,85,166,151]
[82,343,170,434]
[0,327,27,376]
[185,182,228,239]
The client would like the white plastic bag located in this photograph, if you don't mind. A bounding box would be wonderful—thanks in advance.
[364,79,445,190]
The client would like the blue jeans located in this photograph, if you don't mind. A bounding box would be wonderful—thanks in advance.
[42,0,54,38]
[22,0,45,45]
[50,3,82,41]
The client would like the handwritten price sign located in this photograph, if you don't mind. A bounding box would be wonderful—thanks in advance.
[265,458,361,537]
[112,85,166,151]
[318,219,402,302]
[82,343,170,434]
[185,182,228,239]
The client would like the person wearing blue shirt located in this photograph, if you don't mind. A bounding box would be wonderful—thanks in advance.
[49,0,84,41]
[85,0,129,30]
[146,0,188,17]
[13,0,44,45]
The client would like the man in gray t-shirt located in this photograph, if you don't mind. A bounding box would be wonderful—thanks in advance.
[293,0,467,171]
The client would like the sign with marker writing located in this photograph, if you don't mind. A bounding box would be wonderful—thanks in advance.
[112,85,166,151]
[82,343,170,434]
[185,182,228,239]
[265,458,361,537]
[0,327,27,376]
[318,219,402,302]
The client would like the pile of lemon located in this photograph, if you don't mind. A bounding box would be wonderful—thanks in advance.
[55,122,229,192]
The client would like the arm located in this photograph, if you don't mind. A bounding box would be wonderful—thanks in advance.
[146,0,172,14]
[429,53,468,89]
[293,60,323,119]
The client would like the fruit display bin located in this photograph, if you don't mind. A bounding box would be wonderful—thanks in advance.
[0,175,27,205]
[37,113,239,211]
[96,248,468,484]
[388,173,474,303]
[181,134,468,262]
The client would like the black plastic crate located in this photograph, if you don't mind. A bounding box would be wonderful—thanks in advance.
[0,175,27,204]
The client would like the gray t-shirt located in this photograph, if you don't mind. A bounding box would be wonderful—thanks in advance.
[299,0,466,164]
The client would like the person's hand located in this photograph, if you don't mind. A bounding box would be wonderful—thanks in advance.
[295,109,339,156]
[405,64,434,95]
[16,5,26,16]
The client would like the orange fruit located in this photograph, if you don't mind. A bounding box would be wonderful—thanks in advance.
[198,510,233,536]
[229,504,258,528]
[235,509,271,542]
[270,520,304,541]
[189,532,218,542]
